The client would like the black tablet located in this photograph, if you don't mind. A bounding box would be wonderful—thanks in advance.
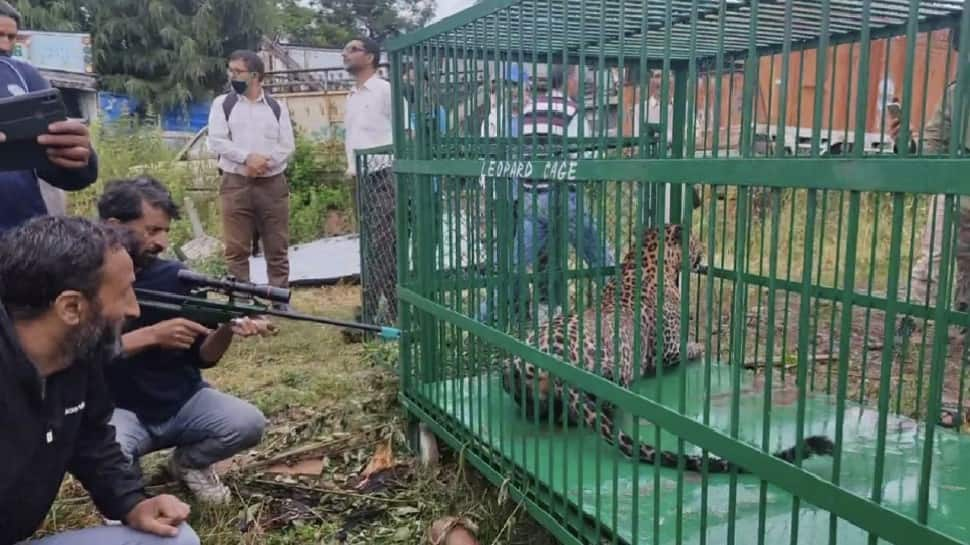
[0,88,68,172]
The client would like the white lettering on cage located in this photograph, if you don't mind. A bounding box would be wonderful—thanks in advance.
[480,160,535,179]
[542,160,580,181]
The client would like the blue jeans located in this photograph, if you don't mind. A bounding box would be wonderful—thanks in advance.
[19,523,199,545]
[109,387,266,475]
[479,186,614,321]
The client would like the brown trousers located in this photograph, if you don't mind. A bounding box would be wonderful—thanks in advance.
[219,171,290,288]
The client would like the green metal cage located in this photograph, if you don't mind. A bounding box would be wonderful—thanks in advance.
[385,1,970,544]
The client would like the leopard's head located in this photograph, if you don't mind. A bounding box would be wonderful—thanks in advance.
[663,223,706,274]
[504,361,552,404]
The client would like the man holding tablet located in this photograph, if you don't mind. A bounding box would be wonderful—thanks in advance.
[0,1,99,232]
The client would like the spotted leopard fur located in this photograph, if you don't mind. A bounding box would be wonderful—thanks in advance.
[502,223,834,473]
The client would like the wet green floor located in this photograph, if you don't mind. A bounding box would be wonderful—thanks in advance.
[419,361,970,544]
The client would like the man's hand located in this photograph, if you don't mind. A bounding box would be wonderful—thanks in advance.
[37,120,93,170]
[125,494,191,537]
[151,318,213,350]
[230,316,277,337]
[245,153,270,177]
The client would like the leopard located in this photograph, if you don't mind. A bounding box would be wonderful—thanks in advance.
[501,223,834,473]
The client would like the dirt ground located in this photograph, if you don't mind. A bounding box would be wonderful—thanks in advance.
[699,284,970,425]
[37,284,555,545]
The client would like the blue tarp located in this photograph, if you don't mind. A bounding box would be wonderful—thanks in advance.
[98,91,139,121]
[160,101,211,133]
[97,91,211,133]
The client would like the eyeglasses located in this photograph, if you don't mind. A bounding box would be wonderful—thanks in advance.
[343,45,365,54]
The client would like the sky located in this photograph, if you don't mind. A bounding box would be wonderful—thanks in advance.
[294,0,474,30]
[429,0,475,23]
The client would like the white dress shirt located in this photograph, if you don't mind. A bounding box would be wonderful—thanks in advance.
[344,74,393,176]
[207,91,296,178]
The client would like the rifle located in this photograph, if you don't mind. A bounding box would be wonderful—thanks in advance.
[134,270,401,341]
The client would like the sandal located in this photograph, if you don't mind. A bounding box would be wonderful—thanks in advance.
[427,516,479,545]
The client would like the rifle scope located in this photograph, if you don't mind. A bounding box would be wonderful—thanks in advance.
[177,270,291,304]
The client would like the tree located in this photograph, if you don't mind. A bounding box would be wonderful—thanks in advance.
[18,0,276,109]
[15,0,437,108]
[91,0,276,108]
[315,0,436,44]
[273,0,352,48]
[15,0,84,31]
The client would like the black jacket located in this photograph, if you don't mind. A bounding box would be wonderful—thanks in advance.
[0,305,148,544]
[0,57,99,233]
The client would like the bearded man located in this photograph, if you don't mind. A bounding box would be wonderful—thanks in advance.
[0,215,199,545]
[97,176,271,506]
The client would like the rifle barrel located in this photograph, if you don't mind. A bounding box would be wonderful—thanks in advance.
[259,307,401,339]
[134,288,401,340]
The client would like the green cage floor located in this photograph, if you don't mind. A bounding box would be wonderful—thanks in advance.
[417,361,970,545]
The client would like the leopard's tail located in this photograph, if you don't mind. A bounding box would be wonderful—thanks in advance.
[582,395,835,474]
[627,433,835,474]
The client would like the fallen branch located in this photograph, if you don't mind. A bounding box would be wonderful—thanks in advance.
[249,478,415,504]
[237,423,391,474]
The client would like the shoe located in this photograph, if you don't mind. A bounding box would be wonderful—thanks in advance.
[168,456,231,504]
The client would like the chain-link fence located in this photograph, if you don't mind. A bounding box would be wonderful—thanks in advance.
[355,145,397,327]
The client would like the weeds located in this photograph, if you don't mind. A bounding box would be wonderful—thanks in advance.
[37,285,554,544]
[287,133,355,243]
[42,119,560,543]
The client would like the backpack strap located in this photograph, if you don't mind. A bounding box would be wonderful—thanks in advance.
[264,94,282,121]
[223,92,238,122]
[223,91,281,122]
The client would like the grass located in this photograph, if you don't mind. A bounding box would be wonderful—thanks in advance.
[32,119,555,544]
[37,284,556,544]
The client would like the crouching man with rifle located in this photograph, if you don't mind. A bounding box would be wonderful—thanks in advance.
[98,177,272,505]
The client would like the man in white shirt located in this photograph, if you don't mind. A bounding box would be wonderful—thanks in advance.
[207,50,295,299]
[343,37,392,177]
[343,37,396,323]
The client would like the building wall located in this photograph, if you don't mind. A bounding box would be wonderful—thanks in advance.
[275,89,350,140]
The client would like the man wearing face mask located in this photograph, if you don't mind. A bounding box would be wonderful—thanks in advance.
[0,2,100,232]
[0,215,199,545]
[207,49,295,302]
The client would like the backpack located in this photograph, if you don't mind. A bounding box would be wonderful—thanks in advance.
[222,91,282,124]
[215,91,282,175]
